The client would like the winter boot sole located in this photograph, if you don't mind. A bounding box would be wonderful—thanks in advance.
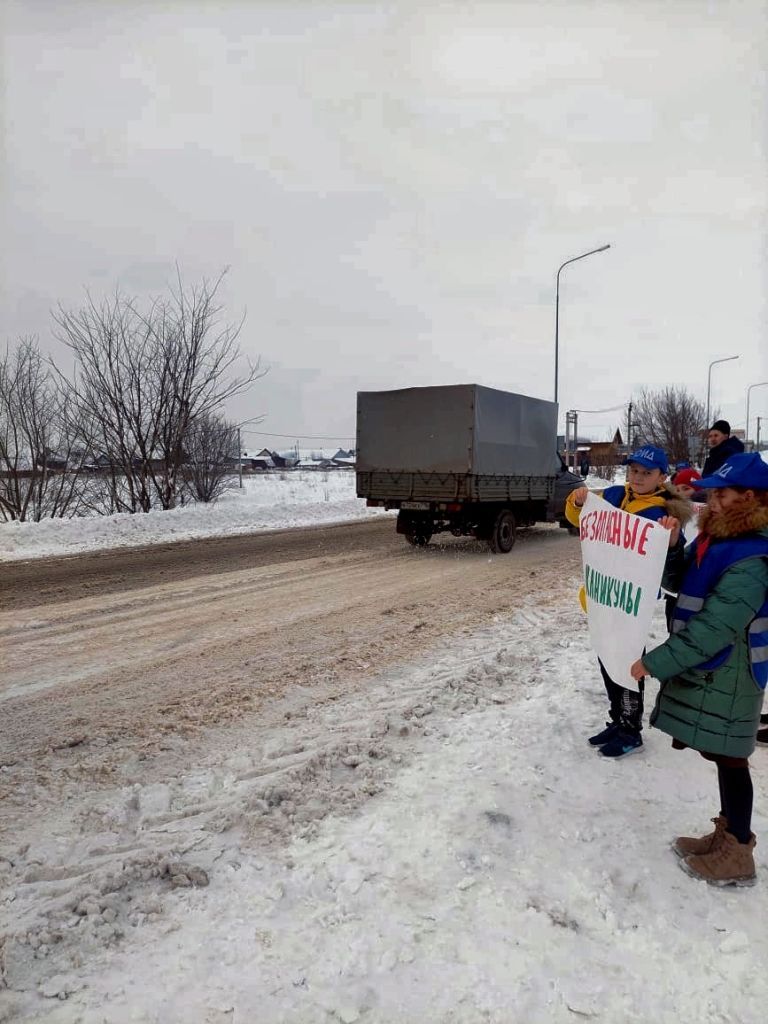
[679,857,757,886]
[597,744,644,760]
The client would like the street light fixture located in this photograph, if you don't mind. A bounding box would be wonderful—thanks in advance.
[555,244,611,407]
[705,355,739,440]
[746,382,768,451]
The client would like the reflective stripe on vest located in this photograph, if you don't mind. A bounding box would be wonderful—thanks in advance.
[670,535,768,688]
[750,616,768,671]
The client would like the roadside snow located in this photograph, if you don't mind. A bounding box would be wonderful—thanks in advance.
[0,472,391,562]
[3,593,768,1023]
[585,471,625,489]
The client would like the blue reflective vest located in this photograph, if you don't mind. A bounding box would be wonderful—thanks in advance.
[671,534,768,688]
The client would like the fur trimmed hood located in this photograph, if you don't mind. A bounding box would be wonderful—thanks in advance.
[659,485,695,527]
[698,499,768,539]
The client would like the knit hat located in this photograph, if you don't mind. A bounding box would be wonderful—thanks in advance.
[694,452,768,490]
[672,468,702,488]
[710,419,731,434]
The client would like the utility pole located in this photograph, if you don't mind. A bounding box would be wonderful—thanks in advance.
[626,401,633,458]
[573,411,579,472]
[565,410,579,473]
[746,382,768,451]
[757,416,763,452]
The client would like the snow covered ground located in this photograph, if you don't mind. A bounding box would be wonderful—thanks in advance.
[0,472,391,562]
[4,461,768,1021]
[3,591,768,1023]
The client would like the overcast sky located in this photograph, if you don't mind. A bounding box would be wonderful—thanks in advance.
[2,1,766,446]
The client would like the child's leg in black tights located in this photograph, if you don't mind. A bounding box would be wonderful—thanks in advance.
[717,762,754,844]
[598,660,644,733]
[718,769,727,819]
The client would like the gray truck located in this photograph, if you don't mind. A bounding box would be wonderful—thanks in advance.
[356,383,582,552]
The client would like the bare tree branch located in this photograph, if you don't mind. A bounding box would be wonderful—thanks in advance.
[181,411,239,504]
[0,338,88,521]
[52,270,265,512]
[633,387,707,463]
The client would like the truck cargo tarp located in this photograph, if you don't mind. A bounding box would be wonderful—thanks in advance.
[356,384,561,476]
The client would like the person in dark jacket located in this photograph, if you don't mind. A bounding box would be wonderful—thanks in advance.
[630,452,768,887]
[702,420,745,477]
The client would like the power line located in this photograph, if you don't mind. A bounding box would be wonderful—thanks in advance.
[241,429,355,441]
[572,403,626,414]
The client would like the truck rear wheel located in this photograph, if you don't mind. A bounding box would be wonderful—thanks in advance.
[489,510,516,553]
[398,511,433,547]
[405,526,432,547]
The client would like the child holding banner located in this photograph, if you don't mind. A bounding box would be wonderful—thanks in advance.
[631,452,768,887]
[565,445,692,758]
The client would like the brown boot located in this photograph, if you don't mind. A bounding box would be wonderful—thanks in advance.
[681,831,757,887]
[672,815,728,858]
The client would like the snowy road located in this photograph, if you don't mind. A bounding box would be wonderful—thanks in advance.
[2,520,768,1022]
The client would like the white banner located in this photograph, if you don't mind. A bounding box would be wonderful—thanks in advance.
[579,491,670,690]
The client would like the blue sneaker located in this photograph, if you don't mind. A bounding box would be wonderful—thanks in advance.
[588,722,620,747]
[598,730,643,758]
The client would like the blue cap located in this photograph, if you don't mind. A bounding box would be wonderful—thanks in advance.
[623,445,669,474]
[693,452,768,490]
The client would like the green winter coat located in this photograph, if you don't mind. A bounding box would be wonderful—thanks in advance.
[645,528,768,759]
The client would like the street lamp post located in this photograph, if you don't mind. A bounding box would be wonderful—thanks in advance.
[234,415,265,488]
[705,355,739,439]
[746,382,768,451]
[554,244,611,406]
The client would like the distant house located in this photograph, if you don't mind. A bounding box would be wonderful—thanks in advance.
[587,430,624,467]
[82,453,114,472]
[273,447,338,469]
[235,446,356,471]
[249,448,278,470]
[237,449,276,470]
[36,452,68,471]
[330,448,356,468]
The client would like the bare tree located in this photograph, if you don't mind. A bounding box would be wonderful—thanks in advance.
[633,387,707,463]
[588,452,617,482]
[182,412,239,503]
[0,338,88,521]
[53,271,264,512]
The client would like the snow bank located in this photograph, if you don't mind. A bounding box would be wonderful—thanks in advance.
[585,469,626,489]
[0,472,391,562]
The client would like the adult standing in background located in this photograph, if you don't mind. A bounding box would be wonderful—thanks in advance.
[703,420,745,477]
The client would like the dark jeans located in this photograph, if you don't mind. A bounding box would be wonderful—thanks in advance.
[599,659,644,736]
